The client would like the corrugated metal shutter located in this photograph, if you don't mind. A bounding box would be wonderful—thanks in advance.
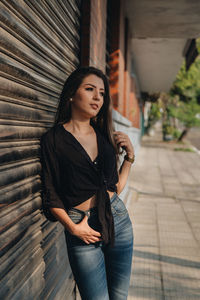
[0,0,81,299]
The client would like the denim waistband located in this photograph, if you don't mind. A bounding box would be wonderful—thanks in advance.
[68,192,118,217]
[110,191,118,204]
[68,206,97,217]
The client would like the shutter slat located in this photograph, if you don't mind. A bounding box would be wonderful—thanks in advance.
[0,1,81,298]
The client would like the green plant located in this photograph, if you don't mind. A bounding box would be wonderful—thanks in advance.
[146,102,162,132]
[167,98,200,140]
[167,38,200,141]
[168,99,200,128]
[172,128,181,139]
[162,122,174,135]
[174,147,195,152]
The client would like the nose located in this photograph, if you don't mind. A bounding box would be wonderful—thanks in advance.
[93,89,101,100]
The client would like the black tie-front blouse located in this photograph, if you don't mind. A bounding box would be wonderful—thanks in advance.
[40,123,119,245]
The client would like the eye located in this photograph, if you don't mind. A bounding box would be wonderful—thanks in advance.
[100,92,105,97]
[85,87,93,91]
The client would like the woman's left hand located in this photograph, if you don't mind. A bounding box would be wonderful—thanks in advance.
[113,131,134,158]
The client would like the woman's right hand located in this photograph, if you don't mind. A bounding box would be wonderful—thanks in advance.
[70,215,102,244]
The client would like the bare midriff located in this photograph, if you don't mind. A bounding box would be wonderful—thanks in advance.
[73,190,115,211]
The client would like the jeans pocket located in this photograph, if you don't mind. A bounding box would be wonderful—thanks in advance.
[67,210,84,224]
[111,196,128,216]
[65,230,86,248]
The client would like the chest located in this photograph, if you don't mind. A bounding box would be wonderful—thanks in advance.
[72,131,98,162]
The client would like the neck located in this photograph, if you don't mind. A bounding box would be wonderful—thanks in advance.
[69,118,92,134]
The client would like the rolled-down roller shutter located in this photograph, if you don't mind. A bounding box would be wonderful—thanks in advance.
[0,1,81,299]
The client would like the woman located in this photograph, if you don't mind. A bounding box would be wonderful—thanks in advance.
[40,66,134,300]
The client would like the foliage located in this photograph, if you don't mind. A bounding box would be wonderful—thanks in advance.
[172,128,181,139]
[162,121,181,140]
[145,38,200,140]
[174,147,195,152]
[170,38,200,104]
[168,99,200,128]
[162,122,174,135]
[196,38,200,53]
[149,103,161,121]
[162,38,200,140]
[146,102,161,131]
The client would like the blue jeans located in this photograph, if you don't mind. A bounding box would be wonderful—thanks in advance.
[64,192,134,300]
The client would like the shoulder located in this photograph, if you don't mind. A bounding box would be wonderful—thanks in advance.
[40,124,61,147]
[96,129,115,155]
[92,124,109,143]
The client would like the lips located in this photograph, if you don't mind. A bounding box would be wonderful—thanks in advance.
[90,104,99,110]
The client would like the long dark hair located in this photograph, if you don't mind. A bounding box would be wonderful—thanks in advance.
[54,66,118,154]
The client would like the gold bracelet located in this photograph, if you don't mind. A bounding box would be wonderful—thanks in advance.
[124,154,135,164]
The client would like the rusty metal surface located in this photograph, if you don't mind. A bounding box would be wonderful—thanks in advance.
[0,0,81,299]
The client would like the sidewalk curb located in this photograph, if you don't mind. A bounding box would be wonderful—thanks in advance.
[183,138,200,155]
[190,145,200,155]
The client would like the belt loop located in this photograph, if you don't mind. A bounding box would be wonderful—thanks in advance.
[85,210,90,217]
[110,192,117,204]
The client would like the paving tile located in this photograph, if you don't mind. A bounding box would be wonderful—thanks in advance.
[128,286,164,300]
[160,246,200,257]
[191,222,200,229]
[157,214,186,222]
[128,132,200,299]
[159,231,198,247]
[158,221,191,233]
[129,246,163,299]
[134,231,158,247]
[138,196,176,204]
[133,224,157,232]
[193,229,200,242]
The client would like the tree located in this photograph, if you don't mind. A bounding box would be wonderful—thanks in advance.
[145,38,200,140]
[168,98,200,141]
[171,38,200,101]
[168,38,200,140]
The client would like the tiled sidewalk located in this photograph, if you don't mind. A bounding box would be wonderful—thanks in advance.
[127,134,200,299]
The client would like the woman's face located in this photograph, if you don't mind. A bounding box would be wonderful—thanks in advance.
[71,74,105,119]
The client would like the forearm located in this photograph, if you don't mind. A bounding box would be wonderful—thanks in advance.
[50,207,101,244]
[50,207,76,234]
[117,159,133,194]
[113,130,135,195]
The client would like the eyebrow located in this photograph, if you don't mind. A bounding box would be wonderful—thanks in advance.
[83,83,104,90]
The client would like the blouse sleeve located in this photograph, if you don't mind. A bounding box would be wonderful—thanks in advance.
[40,131,65,221]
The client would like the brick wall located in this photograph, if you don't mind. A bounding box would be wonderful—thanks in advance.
[108,0,141,128]
[129,78,141,128]
[124,18,131,119]
[80,0,141,129]
[124,19,141,129]
[81,0,107,72]
[109,0,125,114]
